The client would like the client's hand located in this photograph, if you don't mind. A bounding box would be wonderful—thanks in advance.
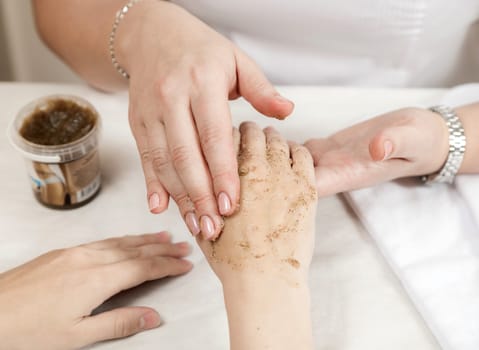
[0,232,192,350]
[304,107,450,196]
[198,122,317,350]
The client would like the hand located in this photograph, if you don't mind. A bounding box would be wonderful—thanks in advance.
[304,107,450,196]
[198,122,317,350]
[198,122,317,282]
[119,1,294,240]
[0,232,192,350]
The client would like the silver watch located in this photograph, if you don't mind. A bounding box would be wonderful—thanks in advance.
[422,105,466,184]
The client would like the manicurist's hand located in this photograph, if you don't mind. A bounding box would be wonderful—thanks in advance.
[198,122,317,350]
[304,107,453,196]
[118,1,294,239]
[0,232,192,350]
[33,0,294,241]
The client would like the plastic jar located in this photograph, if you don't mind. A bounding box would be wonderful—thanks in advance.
[8,95,101,209]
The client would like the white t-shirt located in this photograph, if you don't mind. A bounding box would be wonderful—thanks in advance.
[172,0,479,87]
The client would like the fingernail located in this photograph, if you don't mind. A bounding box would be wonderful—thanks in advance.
[200,215,215,239]
[383,140,393,160]
[177,242,192,253]
[275,94,293,105]
[148,193,160,212]
[218,192,232,215]
[140,311,161,330]
[157,231,171,241]
[185,212,200,236]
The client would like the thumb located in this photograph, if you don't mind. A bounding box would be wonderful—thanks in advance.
[76,307,161,347]
[369,125,420,162]
[235,50,294,119]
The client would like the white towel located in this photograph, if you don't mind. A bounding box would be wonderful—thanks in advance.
[345,84,479,350]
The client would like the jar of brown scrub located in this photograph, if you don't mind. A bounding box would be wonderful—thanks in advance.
[9,95,101,209]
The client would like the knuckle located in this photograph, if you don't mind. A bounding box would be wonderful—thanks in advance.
[152,75,179,100]
[191,192,215,209]
[150,146,170,172]
[190,65,207,87]
[200,125,226,153]
[173,192,190,209]
[140,149,151,164]
[212,169,236,184]
[113,316,135,338]
[170,145,193,170]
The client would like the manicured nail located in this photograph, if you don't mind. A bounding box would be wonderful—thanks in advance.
[185,212,200,236]
[275,94,293,105]
[148,193,160,212]
[218,192,232,215]
[140,311,161,330]
[200,215,215,239]
[383,140,393,160]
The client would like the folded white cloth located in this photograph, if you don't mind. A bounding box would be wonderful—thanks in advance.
[345,84,479,350]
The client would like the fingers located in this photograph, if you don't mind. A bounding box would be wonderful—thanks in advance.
[191,89,239,217]
[134,242,191,259]
[162,102,223,240]
[86,232,172,250]
[130,120,170,214]
[76,307,161,347]
[99,255,193,297]
[239,121,266,159]
[289,141,316,182]
[264,126,290,168]
[235,49,294,119]
[144,120,201,236]
[82,243,190,267]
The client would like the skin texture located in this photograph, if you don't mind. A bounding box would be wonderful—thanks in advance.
[198,122,317,350]
[0,232,192,350]
[31,0,294,240]
[305,105,479,196]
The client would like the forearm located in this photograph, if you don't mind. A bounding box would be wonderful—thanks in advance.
[33,0,192,92]
[455,103,479,173]
[223,275,313,350]
[32,0,129,90]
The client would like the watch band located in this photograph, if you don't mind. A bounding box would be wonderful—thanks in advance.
[422,105,466,184]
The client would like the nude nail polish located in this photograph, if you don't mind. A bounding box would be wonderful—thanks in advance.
[218,192,231,215]
[383,140,393,160]
[148,193,160,211]
[185,212,200,236]
[200,216,215,239]
[275,94,293,105]
[140,311,161,330]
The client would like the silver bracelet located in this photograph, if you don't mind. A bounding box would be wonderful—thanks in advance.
[109,0,142,79]
[422,105,466,184]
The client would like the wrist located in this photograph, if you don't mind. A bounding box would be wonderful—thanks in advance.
[424,107,450,174]
[113,0,163,77]
[223,276,313,350]
[422,105,466,183]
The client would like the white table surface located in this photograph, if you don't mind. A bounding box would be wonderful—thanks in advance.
[0,82,442,350]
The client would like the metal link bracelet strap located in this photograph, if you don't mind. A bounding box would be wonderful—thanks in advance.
[109,0,142,79]
[422,105,466,184]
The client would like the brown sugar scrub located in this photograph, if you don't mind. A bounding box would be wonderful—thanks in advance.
[9,95,102,209]
[202,123,317,278]
[20,99,96,146]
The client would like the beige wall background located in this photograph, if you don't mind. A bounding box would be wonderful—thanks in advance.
[0,0,80,83]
